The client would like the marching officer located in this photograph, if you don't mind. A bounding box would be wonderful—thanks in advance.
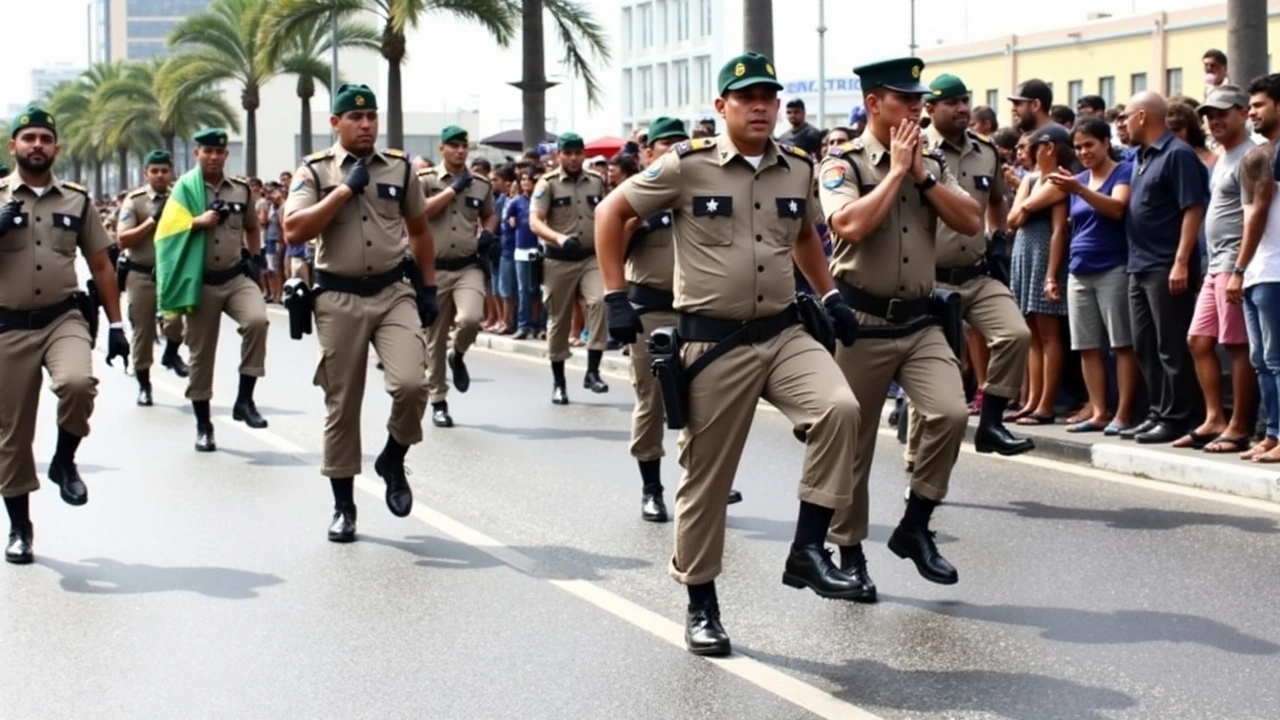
[417,125,496,428]
[909,73,1033,459]
[116,149,189,407]
[184,128,269,452]
[530,133,610,404]
[282,83,438,542]
[597,53,864,656]
[818,58,982,591]
[1,106,129,564]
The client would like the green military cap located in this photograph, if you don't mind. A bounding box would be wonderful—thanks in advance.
[333,83,377,115]
[11,105,57,139]
[440,125,468,145]
[854,57,930,94]
[557,132,585,151]
[646,117,689,144]
[718,52,783,96]
[193,128,228,147]
[927,73,971,103]
[143,149,172,167]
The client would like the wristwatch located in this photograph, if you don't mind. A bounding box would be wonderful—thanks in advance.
[915,173,938,191]
[1232,264,1247,276]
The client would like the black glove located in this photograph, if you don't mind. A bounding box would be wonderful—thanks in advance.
[210,199,231,224]
[478,230,501,263]
[343,158,370,195]
[560,235,582,254]
[417,285,440,328]
[105,327,129,368]
[605,291,644,345]
[0,199,24,237]
[450,171,473,194]
[823,292,860,347]
[151,195,168,223]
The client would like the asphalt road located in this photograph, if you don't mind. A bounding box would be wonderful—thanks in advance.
[3,306,1279,720]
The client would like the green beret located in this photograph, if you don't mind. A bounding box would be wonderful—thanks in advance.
[854,57,929,94]
[193,128,228,147]
[144,149,172,167]
[333,83,377,115]
[440,125,468,145]
[718,52,783,96]
[11,105,57,139]
[647,117,689,144]
[927,73,970,103]
[557,132,584,151]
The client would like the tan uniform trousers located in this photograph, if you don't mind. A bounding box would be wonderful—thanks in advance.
[313,282,428,478]
[828,325,968,547]
[185,274,268,402]
[125,270,185,371]
[669,325,859,586]
[629,309,678,461]
[543,258,605,362]
[906,276,1030,458]
[0,311,96,497]
[426,265,486,403]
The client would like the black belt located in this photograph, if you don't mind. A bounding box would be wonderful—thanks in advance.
[837,281,932,324]
[123,258,154,275]
[936,260,987,285]
[678,306,800,381]
[435,255,482,272]
[313,267,405,297]
[542,244,595,262]
[203,266,244,286]
[0,296,79,333]
[627,282,674,314]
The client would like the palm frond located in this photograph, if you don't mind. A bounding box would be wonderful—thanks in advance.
[544,0,611,107]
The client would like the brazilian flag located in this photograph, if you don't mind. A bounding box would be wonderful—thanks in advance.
[155,168,207,314]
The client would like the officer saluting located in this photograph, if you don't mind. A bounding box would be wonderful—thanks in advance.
[819,58,981,590]
[530,133,610,404]
[597,53,863,656]
[283,84,438,542]
[417,125,496,428]
[0,106,128,564]
[184,128,269,452]
[116,149,189,407]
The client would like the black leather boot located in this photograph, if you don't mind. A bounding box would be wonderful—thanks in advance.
[837,544,878,603]
[685,600,731,656]
[782,543,868,600]
[641,490,668,522]
[48,458,88,506]
[448,348,470,393]
[4,523,33,565]
[889,493,958,585]
[327,505,357,543]
[374,450,413,518]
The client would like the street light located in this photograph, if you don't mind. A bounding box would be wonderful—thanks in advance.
[818,0,827,129]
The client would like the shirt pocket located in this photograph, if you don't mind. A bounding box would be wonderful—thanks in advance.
[772,197,807,246]
[460,193,483,223]
[584,193,602,219]
[689,196,733,246]
[50,212,82,255]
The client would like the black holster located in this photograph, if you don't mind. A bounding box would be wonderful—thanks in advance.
[529,248,545,287]
[986,231,1011,287]
[648,326,688,430]
[796,293,835,354]
[115,255,129,298]
[240,248,262,284]
[283,277,313,340]
[931,288,964,358]
[78,280,101,349]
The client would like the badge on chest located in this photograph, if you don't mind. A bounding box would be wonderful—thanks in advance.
[463,195,482,209]
[692,196,733,217]
[377,183,402,200]
[973,175,992,191]
[52,213,82,231]
[775,197,806,218]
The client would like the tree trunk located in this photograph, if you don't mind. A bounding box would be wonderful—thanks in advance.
[245,108,258,177]
[117,146,129,194]
[72,158,83,184]
[1228,0,1268,96]
[521,0,550,151]
[743,0,774,59]
[94,162,104,199]
[163,130,175,158]
[383,27,406,149]
[298,75,315,157]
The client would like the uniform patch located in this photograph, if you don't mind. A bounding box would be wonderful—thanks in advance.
[533,188,545,200]
[119,210,132,222]
[291,178,305,192]
[776,197,806,218]
[974,175,992,191]
[52,212,81,231]
[821,166,845,190]
[643,162,663,179]
[464,195,482,209]
[551,195,572,207]
[376,183,403,200]
[692,196,733,217]
[587,194,602,207]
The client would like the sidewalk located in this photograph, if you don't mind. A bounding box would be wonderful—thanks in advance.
[470,331,1280,505]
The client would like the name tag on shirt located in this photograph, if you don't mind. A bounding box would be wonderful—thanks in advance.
[51,213,82,231]
[973,175,992,191]
[464,195,482,209]
[587,195,602,207]
[692,196,733,218]
[775,197,806,218]
[228,202,246,214]
[376,183,402,200]
[552,196,572,208]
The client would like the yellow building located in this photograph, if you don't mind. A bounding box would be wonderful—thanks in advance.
[918,1,1277,118]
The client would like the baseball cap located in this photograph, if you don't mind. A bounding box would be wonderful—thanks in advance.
[1028,123,1071,149]
[1200,85,1249,113]
[1008,79,1053,109]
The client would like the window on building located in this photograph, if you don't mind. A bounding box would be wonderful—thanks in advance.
[676,0,690,41]
[126,19,179,38]
[657,62,669,108]
[621,7,632,55]
[622,68,633,117]
[1098,76,1115,107]
[695,56,712,104]
[1068,80,1083,106]
[986,89,998,110]
[656,0,667,46]
[699,0,713,37]
[672,60,691,105]
[639,3,653,48]
[126,40,167,60]
[1130,72,1147,94]
[125,0,209,14]
[639,66,653,111]
[1166,67,1183,96]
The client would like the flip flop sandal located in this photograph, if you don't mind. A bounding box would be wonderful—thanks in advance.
[1015,413,1056,426]
[1103,422,1129,436]
[1203,435,1250,453]
[1003,406,1031,422]
[1172,430,1216,449]
[1066,420,1107,433]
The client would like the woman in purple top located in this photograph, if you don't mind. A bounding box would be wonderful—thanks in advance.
[1047,118,1140,434]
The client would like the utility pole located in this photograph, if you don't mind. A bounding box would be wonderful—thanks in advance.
[909,0,918,56]
[743,0,774,59]
[330,5,339,141]
[817,0,827,128]
[1227,0,1268,90]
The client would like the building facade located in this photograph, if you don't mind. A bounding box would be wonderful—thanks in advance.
[31,64,86,103]
[94,0,212,62]
[618,0,727,137]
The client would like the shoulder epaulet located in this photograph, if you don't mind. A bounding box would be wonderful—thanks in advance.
[62,180,88,195]
[968,130,995,149]
[229,175,250,187]
[383,148,406,159]
[827,139,862,158]
[303,149,335,165]
[128,187,148,198]
[542,168,563,179]
[471,172,492,185]
[585,169,606,183]
[674,138,717,157]
[923,146,946,164]
[778,143,814,165]
[417,166,438,178]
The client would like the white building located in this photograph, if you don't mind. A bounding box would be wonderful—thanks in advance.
[31,64,85,103]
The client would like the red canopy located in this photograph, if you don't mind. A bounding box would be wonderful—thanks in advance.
[584,136,628,157]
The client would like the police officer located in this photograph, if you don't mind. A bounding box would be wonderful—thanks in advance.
[0,106,128,564]
[818,58,982,591]
[116,149,189,407]
[530,133,610,404]
[910,73,1033,458]
[184,128,269,452]
[283,84,439,542]
[417,125,496,428]
[597,53,863,656]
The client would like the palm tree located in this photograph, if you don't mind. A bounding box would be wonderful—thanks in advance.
[257,14,382,157]
[96,59,240,163]
[45,71,114,194]
[91,63,166,192]
[516,0,610,150]
[743,0,773,58]
[262,0,517,149]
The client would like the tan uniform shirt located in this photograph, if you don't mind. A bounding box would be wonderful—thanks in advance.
[117,186,162,265]
[624,211,674,291]
[620,135,817,321]
[925,126,1004,268]
[531,168,608,249]
[418,164,493,259]
[817,133,963,306]
[284,144,427,277]
[203,175,258,271]
[0,176,112,311]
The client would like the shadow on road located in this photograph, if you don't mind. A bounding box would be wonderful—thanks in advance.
[37,557,283,599]
[467,423,631,443]
[726,515,957,545]
[34,463,117,476]
[948,500,1280,533]
[364,534,651,582]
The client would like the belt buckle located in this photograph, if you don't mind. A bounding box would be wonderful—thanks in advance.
[946,268,963,285]
[885,298,908,324]
[26,309,47,329]
[741,319,769,344]
[357,275,380,296]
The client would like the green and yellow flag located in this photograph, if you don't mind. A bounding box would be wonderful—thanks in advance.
[155,168,207,314]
